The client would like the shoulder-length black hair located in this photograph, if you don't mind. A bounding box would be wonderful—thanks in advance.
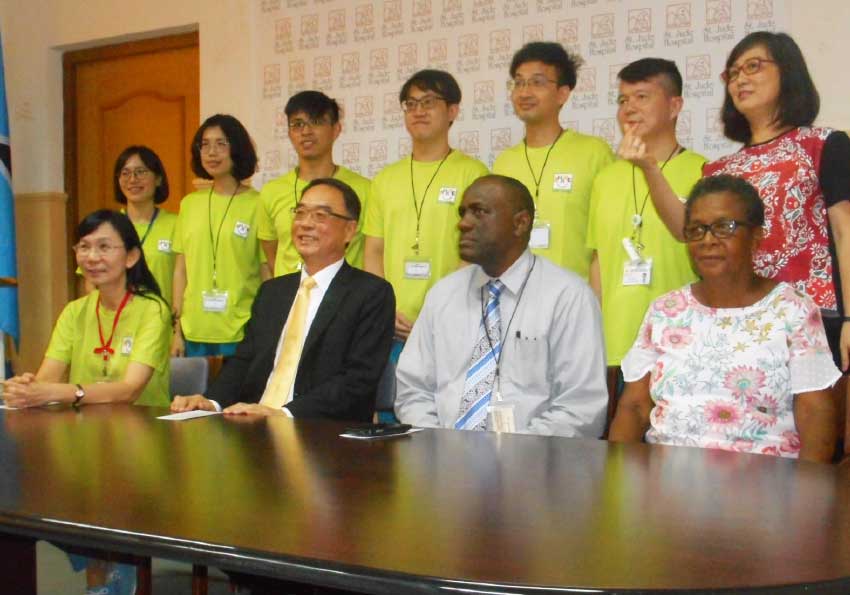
[113,145,170,205]
[190,114,258,181]
[721,31,819,144]
[77,210,164,302]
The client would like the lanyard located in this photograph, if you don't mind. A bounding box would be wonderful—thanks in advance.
[293,165,339,203]
[523,129,564,204]
[630,145,681,248]
[94,290,132,376]
[137,207,160,246]
[409,150,452,255]
[481,255,536,401]
[208,185,239,288]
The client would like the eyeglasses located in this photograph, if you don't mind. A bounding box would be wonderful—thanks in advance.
[119,167,152,180]
[401,95,445,112]
[288,117,332,131]
[291,205,355,224]
[721,57,776,84]
[506,76,558,92]
[73,242,125,257]
[198,139,230,154]
[683,219,753,242]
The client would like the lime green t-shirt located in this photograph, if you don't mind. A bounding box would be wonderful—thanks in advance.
[493,130,614,279]
[362,150,488,321]
[131,208,178,305]
[586,150,706,365]
[173,188,263,344]
[257,166,370,275]
[45,291,172,406]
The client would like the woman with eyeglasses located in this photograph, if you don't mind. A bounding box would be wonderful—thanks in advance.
[609,176,839,462]
[703,31,850,389]
[111,145,178,305]
[171,114,265,358]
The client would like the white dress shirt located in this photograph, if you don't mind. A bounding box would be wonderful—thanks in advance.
[395,249,608,438]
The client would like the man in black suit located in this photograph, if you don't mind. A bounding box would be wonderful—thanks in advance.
[171,178,395,421]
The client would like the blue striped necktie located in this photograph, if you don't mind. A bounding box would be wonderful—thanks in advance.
[455,279,504,431]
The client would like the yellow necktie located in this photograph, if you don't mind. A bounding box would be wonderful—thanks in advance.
[260,276,317,409]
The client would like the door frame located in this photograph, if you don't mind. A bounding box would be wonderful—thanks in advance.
[62,31,199,296]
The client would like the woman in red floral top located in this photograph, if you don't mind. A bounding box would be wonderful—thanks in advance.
[704,32,850,407]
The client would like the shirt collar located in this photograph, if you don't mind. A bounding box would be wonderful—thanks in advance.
[300,258,345,291]
[471,249,534,296]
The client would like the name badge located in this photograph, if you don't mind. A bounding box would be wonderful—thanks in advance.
[623,258,653,286]
[529,221,551,249]
[553,173,573,191]
[157,239,172,253]
[438,187,458,204]
[202,289,229,312]
[234,221,250,238]
[120,336,133,356]
[404,259,432,280]
[488,402,516,433]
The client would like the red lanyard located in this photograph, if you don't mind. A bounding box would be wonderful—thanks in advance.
[94,291,132,364]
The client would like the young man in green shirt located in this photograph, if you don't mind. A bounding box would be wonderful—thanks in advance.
[363,70,488,340]
[494,41,614,279]
[586,58,706,410]
[258,90,370,276]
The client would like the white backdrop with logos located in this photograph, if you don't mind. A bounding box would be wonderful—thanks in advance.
[252,0,789,186]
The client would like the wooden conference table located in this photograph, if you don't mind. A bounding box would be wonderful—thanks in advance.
[0,404,849,594]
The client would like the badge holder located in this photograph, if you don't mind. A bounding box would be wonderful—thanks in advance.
[621,237,652,286]
[404,237,432,280]
[530,219,551,250]
[488,386,516,433]
[202,273,229,312]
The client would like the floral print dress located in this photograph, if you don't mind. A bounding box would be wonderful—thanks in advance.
[621,282,840,458]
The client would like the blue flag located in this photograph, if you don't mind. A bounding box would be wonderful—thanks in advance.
[0,33,19,343]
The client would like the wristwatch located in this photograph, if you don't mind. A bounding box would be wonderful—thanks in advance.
[73,384,85,406]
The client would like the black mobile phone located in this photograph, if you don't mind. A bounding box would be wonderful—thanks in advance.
[344,423,412,438]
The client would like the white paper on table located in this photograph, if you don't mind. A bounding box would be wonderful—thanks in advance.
[157,410,221,421]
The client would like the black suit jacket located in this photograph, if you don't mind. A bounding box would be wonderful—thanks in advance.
[206,262,395,422]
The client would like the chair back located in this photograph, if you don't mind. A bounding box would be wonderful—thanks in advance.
[169,356,209,397]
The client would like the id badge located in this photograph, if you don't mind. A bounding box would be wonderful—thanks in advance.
[157,239,172,253]
[623,258,653,286]
[488,403,516,433]
[202,289,229,312]
[404,258,432,280]
[530,220,551,249]
[120,336,134,356]
[437,186,458,204]
[553,173,573,191]
[234,221,250,238]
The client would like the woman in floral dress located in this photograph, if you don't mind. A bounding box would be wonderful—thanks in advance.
[609,175,839,462]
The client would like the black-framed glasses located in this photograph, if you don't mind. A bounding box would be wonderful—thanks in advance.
[721,57,776,84]
[288,117,332,132]
[401,95,445,112]
[683,219,753,242]
[291,205,355,223]
[506,75,558,92]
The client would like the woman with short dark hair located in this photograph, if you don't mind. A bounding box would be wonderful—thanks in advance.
[609,175,839,462]
[171,114,265,357]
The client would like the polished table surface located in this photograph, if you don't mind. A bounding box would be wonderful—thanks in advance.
[0,404,849,594]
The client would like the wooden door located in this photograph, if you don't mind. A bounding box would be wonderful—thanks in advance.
[63,32,199,293]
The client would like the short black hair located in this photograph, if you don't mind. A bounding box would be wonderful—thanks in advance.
[113,145,170,205]
[301,177,361,222]
[509,42,580,89]
[285,91,341,124]
[191,114,258,181]
[685,175,764,227]
[399,69,462,105]
[721,31,819,144]
[618,58,683,96]
[77,209,163,301]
